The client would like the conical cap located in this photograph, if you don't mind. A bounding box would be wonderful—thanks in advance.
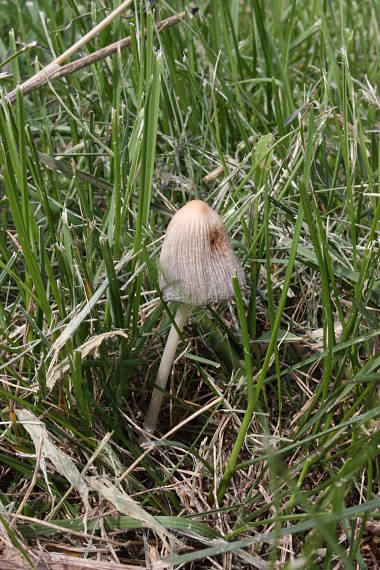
[159,200,246,305]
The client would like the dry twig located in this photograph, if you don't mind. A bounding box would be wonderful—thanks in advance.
[5,9,198,104]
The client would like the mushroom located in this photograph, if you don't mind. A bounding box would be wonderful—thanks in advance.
[142,200,246,437]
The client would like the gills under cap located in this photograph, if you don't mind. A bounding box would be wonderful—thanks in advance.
[159,200,246,305]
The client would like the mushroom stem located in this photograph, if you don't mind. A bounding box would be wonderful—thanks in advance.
[143,303,191,437]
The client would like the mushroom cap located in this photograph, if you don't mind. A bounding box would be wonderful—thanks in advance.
[159,200,246,305]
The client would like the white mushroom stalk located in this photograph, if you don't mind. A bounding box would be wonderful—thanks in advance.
[142,302,190,436]
[142,200,246,438]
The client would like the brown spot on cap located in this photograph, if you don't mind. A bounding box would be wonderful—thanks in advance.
[209,226,227,251]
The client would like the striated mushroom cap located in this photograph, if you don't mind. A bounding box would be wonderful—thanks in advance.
[159,200,246,305]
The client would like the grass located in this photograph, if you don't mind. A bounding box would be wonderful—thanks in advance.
[0,0,379,568]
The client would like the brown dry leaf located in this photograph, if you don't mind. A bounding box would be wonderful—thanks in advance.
[45,249,134,386]
[47,330,129,390]
[0,547,30,570]
[87,477,175,552]
[16,409,89,513]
